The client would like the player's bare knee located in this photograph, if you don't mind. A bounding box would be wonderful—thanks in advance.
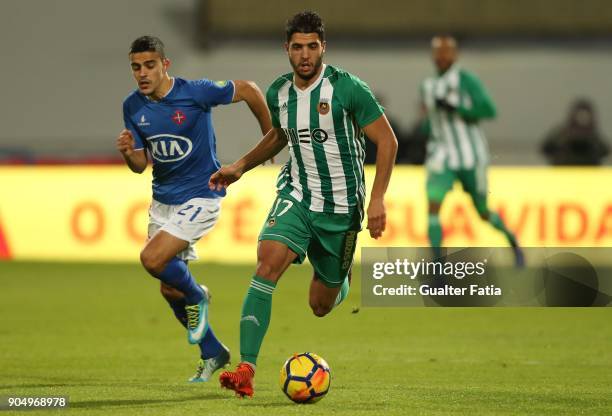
[255,261,282,282]
[140,249,165,276]
[309,299,332,317]
[311,303,332,318]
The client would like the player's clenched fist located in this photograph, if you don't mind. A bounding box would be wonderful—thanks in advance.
[366,198,387,239]
[116,129,136,156]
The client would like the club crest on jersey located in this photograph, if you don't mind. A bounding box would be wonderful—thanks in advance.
[267,218,276,227]
[137,114,151,127]
[172,110,186,125]
[317,99,330,115]
[145,134,193,163]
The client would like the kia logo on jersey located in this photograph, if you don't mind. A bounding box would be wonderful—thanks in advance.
[145,134,193,162]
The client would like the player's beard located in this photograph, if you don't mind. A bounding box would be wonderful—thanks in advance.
[293,55,324,82]
[436,62,452,74]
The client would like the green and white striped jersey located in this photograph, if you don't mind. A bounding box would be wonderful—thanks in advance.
[267,64,383,215]
[421,64,496,172]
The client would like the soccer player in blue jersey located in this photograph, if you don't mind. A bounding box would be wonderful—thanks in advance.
[116,36,272,382]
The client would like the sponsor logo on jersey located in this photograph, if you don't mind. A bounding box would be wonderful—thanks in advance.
[280,102,288,114]
[146,134,193,162]
[137,114,151,127]
[214,80,228,87]
[283,127,329,145]
[172,110,186,125]
[267,218,276,227]
[317,99,330,115]
[311,128,329,143]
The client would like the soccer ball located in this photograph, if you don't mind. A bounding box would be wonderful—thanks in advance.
[279,352,331,403]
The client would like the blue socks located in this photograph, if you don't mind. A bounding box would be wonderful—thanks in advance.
[156,257,224,359]
[153,257,204,304]
[167,297,188,327]
[199,326,225,359]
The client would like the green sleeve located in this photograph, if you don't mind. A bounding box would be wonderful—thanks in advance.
[266,86,281,128]
[458,71,497,121]
[346,75,384,128]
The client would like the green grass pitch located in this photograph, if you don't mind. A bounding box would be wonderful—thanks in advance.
[1,261,611,415]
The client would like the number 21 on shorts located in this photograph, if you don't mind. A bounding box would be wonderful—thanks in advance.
[177,205,203,222]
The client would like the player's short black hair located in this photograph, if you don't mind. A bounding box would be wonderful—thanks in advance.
[129,35,166,59]
[286,11,325,42]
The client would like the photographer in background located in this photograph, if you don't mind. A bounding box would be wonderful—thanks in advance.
[541,99,609,166]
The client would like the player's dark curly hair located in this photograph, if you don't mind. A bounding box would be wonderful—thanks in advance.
[286,11,325,42]
[129,35,166,59]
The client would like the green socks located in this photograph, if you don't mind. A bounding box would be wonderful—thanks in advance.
[428,210,518,256]
[240,275,276,366]
[428,214,443,259]
[239,274,351,365]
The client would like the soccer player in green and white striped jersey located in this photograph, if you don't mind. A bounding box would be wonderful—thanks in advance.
[209,11,398,397]
[421,35,523,265]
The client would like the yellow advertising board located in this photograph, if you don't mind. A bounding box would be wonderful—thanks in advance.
[0,166,611,262]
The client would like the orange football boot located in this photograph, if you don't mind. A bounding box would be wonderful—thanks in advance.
[219,362,255,398]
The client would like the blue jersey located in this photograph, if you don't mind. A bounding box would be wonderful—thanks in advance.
[123,77,234,204]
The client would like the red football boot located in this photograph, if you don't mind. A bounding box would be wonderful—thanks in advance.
[219,362,255,398]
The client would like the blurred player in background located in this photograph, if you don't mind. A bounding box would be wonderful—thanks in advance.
[116,35,271,382]
[421,35,523,265]
[209,11,397,397]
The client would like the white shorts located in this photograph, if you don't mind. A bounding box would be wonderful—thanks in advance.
[148,197,221,261]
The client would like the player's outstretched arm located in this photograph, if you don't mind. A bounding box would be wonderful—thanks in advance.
[209,128,287,191]
[363,115,398,239]
[232,80,273,136]
[116,129,147,173]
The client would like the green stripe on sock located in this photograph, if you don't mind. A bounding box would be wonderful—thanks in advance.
[253,275,276,291]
